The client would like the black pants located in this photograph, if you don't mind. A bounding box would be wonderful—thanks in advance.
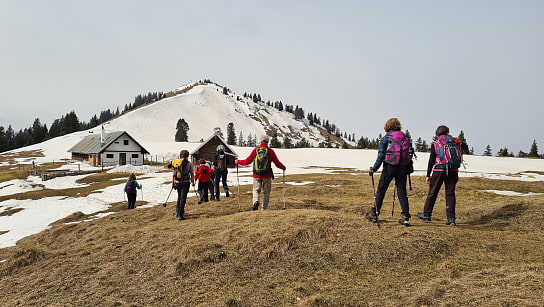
[423,171,458,219]
[214,170,229,198]
[373,163,410,218]
[127,192,137,209]
[175,181,190,217]
[198,181,211,202]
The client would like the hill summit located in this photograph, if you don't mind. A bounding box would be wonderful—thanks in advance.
[103,82,349,149]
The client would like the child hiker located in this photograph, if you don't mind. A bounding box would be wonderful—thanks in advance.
[195,158,214,204]
[366,118,414,226]
[124,173,142,209]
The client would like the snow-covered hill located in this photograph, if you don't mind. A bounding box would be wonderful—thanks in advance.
[103,83,343,152]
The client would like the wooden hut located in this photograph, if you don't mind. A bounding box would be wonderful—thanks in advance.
[191,133,238,167]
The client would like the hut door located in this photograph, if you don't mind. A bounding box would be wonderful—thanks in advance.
[119,153,127,165]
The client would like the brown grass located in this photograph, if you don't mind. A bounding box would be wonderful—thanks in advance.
[0,166,543,306]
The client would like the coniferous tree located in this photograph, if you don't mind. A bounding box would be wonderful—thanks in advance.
[227,123,236,145]
[528,140,539,158]
[497,147,513,157]
[283,136,293,149]
[238,131,245,146]
[175,119,189,142]
[483,145,493,156]
[270,133,282,148]
[457,130,470,154]
[31,118,48,144]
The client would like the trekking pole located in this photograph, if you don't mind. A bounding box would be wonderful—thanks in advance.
[392,185,397,216]
[282,170,286,210]
[163,187,174,207]
[370,170,380,228]
[236,164,241,212]
[408,174,412,191]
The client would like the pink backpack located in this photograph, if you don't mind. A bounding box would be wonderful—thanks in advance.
[384,131,413,166]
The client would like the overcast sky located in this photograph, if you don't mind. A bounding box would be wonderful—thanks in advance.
[1,0,543,155]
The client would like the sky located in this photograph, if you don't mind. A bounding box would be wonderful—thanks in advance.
[1,0,543,155]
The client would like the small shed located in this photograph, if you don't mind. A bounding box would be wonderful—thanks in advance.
[191,133,238,167]
[68,128,150,166]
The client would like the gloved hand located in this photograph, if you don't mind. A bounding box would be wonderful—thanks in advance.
[368,167,374,176]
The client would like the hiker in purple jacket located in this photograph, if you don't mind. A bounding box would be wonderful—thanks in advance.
[366,118,414,226]
[124,173,142,209]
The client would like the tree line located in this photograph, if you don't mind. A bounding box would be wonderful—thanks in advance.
[0,92,164,153]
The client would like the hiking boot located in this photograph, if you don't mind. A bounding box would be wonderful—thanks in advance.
[417,213,432,222]
[252,201,259,211]
[399,218,411,227]
[445,218,456,226]
[225,189,230,197]
[365,212,377,223]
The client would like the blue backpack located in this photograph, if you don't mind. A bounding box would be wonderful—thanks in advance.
[434,135,462,171]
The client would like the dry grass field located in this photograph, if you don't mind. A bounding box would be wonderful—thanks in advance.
[0,162,543,306]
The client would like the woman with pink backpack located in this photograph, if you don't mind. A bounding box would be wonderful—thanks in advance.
[365,118,415,227]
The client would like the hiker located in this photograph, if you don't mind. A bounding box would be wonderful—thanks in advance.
[124,173,142,209]
[170,149,195,220]
[417,125,462,226]
[366,118,414,226]
[195,158,214,204]
[212,145,230,201]
[235,136,286,210]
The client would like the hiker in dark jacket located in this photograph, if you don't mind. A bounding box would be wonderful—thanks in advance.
[171,150,195,220]
[236,136,286,211]
[212,145,230,201]
[366,118,413,226]
[124,173,142,209]
[417,125,461,226]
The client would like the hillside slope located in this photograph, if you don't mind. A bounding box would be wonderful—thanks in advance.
[1,172,542,306]
[104,83,345,149]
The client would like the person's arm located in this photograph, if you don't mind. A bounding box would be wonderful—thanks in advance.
[236,149,257,166]
[135,180,142,189]
[427,143,436,177]
[371,136,388,172]
[269,149,286,170]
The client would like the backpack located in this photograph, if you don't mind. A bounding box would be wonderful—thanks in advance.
[216,153,226,170]
[384,131,413,166]
[434,135,462,171]
[171,158,189,181]
[253,147,272,176]
[126,180,136,194]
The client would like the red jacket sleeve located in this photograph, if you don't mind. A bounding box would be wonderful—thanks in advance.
[236,148,257,166]
[268,149,286,170]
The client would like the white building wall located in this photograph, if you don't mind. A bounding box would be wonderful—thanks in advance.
[100,134,146,166]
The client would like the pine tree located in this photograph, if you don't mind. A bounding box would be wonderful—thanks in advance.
[483,145,492,156]
[270,133,282,148]
[497,147,513,157]
[175,119,189,142]
[457,131,470,154]
[238,131,245,146]
[283,136,293,148]
[528,140,539,158]
[227,123,237,145]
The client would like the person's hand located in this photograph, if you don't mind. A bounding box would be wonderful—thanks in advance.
[369,167,374,176]
[425,177,431,184]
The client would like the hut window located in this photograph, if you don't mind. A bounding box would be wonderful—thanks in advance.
[124,140,129,145]
[132,154,139,158]
[106,154,114,158]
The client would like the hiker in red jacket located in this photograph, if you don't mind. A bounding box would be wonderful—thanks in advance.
[195,158,214,204]
[236,136,286,210]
